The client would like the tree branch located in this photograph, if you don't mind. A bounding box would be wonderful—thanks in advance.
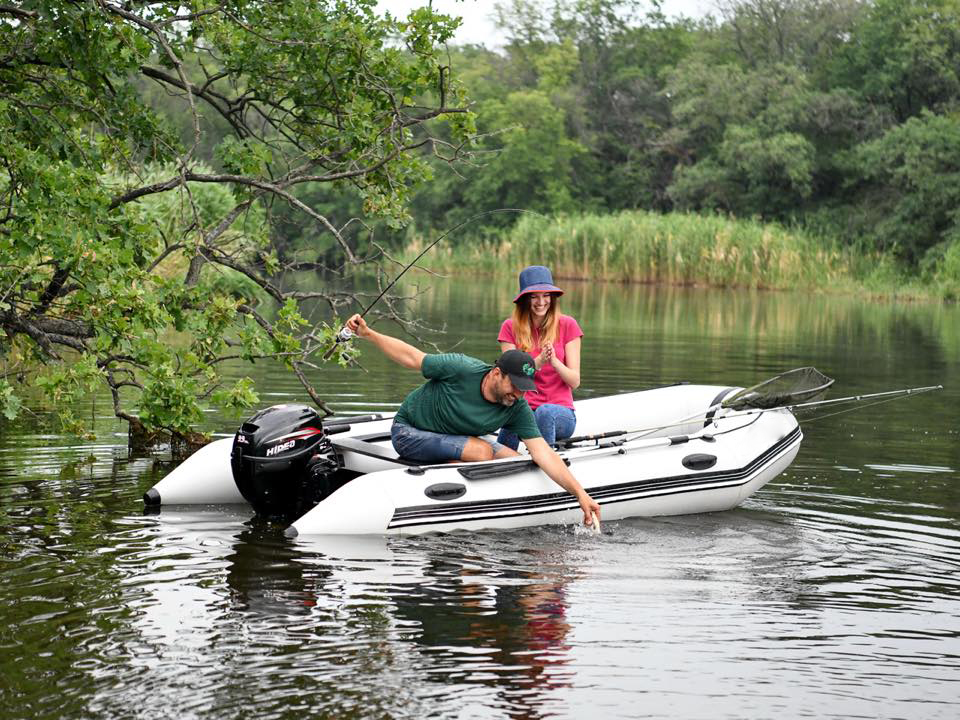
[0,5,38,20]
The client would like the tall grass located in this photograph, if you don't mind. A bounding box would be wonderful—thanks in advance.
[411,211,858,291]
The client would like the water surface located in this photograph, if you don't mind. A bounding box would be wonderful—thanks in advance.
[1,277,958,719]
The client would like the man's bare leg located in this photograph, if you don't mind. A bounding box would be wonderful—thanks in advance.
[460,437,520,462]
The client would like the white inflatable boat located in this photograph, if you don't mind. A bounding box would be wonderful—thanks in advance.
[143,375,821,536]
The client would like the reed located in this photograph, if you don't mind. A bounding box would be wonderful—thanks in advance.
[412,211,856,291]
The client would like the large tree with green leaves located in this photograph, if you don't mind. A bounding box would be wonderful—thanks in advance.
[828,0,960,122]
[0,0,473,441]
[854,110,960,263]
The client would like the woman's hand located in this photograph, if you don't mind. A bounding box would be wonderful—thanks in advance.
[539,343,554,368]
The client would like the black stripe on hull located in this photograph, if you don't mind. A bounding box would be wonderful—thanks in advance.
[387,426,802,529]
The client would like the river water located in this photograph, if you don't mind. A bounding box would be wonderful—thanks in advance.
[1,276,958,720]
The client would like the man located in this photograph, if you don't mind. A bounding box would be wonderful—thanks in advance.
[344,313,601,526]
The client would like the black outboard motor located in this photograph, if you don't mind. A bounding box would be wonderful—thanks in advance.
[231,404,341,519]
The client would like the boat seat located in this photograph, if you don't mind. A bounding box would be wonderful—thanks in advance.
[329,434,420,466]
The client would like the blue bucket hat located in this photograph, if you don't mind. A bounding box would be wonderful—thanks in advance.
[513,265,564,303]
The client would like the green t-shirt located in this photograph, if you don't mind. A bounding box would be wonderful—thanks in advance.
[395,354,541,440]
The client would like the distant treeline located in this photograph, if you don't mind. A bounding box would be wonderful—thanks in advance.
[405,0,960,292]
[145,0,960,293]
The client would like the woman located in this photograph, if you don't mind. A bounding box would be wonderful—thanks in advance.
[497,265,583,450]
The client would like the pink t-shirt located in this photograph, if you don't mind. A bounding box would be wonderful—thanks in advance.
[498,315,583,410]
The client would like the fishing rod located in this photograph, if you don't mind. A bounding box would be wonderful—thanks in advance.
[662,384,945,439]
[640,383,943,439]
[757,384,946,425]
[322,208,546,361]
[560,384,944,449]
[748,384,943,414]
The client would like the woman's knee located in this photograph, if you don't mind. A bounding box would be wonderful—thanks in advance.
[534,404,575,441]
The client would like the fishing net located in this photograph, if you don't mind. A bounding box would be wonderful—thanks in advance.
[721,367,834,411]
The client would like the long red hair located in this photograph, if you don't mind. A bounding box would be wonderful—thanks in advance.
[511,294,561,352]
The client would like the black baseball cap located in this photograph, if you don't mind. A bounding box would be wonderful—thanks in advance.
[495,349,537,392]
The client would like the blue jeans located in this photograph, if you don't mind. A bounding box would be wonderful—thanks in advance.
[391,421,505,463]
[497,404,576,450]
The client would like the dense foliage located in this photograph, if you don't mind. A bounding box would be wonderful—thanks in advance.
[409,0,960,290]
[0,0,472,437]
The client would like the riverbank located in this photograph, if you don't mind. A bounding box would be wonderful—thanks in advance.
[403,211,955,301]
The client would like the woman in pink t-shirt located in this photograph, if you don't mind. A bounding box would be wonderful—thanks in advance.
[497,265,583,449]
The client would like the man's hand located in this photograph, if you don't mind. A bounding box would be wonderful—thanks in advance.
[345,313,370,338]
[525,436,601,527]
[577,491,601,528]
[344,313,425,371]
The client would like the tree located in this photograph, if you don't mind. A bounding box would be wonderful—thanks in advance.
[854,110,960,263]
[467,89,585,216]
[0,1,473,441]
[481,0,697,212]
[664,60,819,215]
[409,36,585,230]
[555,1,695,210]
[829,0,960,122]
[716,0,864,77]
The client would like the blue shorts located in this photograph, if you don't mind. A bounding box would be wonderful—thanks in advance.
[391,421,505,463]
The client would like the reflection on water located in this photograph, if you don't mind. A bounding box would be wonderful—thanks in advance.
[1,278,958,720]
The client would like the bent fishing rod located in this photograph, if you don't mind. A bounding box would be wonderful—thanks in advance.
[322,208,546,361]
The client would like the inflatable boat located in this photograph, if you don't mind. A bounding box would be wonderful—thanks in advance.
[143,371,832,536]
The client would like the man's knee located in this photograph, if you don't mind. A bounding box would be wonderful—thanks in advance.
[461,437,495,462]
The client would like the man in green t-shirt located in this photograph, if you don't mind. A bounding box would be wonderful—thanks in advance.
[344,314,600,526]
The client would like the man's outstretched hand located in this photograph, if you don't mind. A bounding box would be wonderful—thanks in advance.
[345,314,370,338]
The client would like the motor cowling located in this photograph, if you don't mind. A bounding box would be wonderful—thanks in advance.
[231,404,337,519]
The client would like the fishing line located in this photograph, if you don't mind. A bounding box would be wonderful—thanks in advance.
[322,208,547,360]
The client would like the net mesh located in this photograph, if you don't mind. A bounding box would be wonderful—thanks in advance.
[721,367,834,411]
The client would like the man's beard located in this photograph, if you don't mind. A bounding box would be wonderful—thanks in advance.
[497,387,518,406]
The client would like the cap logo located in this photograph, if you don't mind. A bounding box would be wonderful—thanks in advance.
[522,363,535,376]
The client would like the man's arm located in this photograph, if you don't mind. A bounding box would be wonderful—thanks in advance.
[523,436,600,526]
[345,314,425,371]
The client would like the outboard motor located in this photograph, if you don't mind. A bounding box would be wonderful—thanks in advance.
[231,404,342,519]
